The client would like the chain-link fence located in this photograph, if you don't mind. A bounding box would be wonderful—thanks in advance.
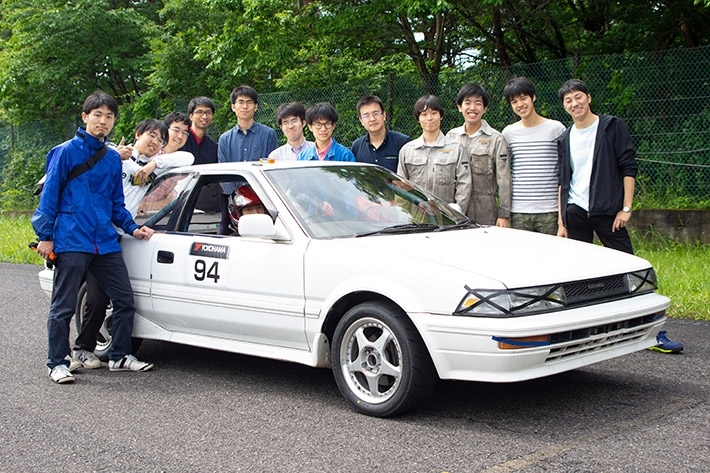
[2,45,710,209]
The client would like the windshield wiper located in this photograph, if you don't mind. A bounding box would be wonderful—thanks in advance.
[434,218,476,232]
[355,223,440,237]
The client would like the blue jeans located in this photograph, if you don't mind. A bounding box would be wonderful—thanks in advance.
[47,252,135,369]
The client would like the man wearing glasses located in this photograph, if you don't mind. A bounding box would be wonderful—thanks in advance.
[180,96,218,166]
[298,102,356,162]
[351,95,411,172]
[268,102,314,161]
[218,85,278,164]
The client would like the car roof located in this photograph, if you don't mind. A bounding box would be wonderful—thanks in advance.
[171,160,378,175]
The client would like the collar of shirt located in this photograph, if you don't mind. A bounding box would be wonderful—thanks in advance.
[412,131,447,149]
[316,138,333,160]
[290,140,311,155]
[189,128,203,145]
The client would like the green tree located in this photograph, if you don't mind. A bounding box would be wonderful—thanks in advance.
[0,0,158,123]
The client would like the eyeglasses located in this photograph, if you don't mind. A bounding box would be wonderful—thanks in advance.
[360,111,383,120]
[311,121,334,130]
[280,118,301,127]
[147,131,167,147]
[169,127,190,137]
[235,99,256,107]
[192,109,213,117]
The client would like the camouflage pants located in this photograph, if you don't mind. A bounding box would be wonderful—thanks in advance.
[510,212,558,235]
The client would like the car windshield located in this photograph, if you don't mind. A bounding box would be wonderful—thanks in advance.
[265,165,470,239]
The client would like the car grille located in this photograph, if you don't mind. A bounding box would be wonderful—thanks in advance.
[545,312,661,363]
[562,274,627,305]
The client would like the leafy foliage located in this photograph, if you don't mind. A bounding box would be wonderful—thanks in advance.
[0,0,157,123]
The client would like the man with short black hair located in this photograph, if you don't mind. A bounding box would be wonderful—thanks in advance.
[398,95,471,212]
[180,96,218,165]
[351,95,411,172]
[502,76,566,235]
[268,102,313,161]
[556,78,636,253]
[298,102,356,162]
[218,85,278,163]
[32,91,155,383]
[447,84,511,227]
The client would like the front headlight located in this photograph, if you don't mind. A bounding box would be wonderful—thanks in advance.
[625,268,657,294]
[455,284,566,317]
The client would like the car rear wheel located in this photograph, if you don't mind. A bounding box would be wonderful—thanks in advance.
[331,301,437,417]
[74,281,143,361]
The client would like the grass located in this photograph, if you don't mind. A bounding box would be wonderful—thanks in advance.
[2,214,708,320]
[0,213,41,265]
[632,231,710,320]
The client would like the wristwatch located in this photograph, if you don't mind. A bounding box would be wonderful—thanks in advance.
[622,206,632,213]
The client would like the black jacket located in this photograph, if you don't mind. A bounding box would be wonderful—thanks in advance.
[557,114,637,225]
[180,131,218,165]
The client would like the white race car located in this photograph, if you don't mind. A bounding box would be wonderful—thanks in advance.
[39,161,669,417]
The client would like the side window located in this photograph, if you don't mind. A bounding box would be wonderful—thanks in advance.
[182,175,257,235]
[135,172,194,230]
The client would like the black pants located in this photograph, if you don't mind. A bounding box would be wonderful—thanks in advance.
[565,204,634,255]
[74,271,111,353]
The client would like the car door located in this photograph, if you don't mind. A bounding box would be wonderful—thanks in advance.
[147,174,309,350]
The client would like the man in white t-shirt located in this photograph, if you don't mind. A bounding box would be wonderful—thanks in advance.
[502,77,566,235]
[556,78,683,354]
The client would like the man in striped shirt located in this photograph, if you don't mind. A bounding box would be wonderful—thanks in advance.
[502,77,566,235]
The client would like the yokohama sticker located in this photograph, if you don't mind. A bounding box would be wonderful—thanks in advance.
[190,242,229,259]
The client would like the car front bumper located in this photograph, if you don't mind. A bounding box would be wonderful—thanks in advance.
[410,292,670,382]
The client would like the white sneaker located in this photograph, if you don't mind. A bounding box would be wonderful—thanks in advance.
[67,355,82,373]
[72,349,102,369]
[108,354,154,372]
[49,364,75,384]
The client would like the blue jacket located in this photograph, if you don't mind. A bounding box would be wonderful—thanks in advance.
[32,128,139,255]
[298,138,356,162]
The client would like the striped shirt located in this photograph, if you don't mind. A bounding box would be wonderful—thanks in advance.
[502,119,566,213]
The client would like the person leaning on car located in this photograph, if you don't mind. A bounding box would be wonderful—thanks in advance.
[397,94,471,213]
[72,116,195,372]
[32,91,155,384]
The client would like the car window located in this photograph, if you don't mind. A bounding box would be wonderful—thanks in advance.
[135,172,195,230]
[264,165,465,239]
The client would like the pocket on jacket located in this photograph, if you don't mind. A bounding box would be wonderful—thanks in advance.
[470,151,493,175]
[434,152,458,185]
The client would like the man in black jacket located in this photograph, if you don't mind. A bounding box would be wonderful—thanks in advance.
[556,79,636,254]
[556,79,683,354]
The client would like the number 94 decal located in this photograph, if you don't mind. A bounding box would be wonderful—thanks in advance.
[194,259,220,283]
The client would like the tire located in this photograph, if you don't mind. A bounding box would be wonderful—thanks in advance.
[331,301,438,417]
[74,281,143,361]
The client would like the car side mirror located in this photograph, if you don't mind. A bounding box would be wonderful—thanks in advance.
[238,214,290,241]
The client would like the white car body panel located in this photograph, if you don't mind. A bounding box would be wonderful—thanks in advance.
[37,161,669,389]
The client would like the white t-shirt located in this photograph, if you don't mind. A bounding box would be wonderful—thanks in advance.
[121,149,194,216]
[502,119,566,213]
[567,118,599,212]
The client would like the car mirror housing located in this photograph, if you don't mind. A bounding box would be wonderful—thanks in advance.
[238,214,290,241]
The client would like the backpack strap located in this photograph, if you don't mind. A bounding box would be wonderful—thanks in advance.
[60,144,109,194]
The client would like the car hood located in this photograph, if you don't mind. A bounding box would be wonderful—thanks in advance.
[335,226,651,288]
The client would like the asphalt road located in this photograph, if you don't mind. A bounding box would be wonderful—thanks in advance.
[1,263,708,473]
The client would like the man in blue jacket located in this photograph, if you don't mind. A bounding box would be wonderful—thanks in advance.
[556,79,683,354]
[32,91,155,383]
